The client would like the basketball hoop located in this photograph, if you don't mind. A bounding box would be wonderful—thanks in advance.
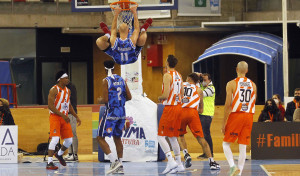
[110,0,138,34]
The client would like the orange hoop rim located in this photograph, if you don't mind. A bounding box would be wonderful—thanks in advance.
[110,0,138,11]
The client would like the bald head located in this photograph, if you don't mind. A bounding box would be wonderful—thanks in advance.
[119,23,129,34]
[237,61,248,74]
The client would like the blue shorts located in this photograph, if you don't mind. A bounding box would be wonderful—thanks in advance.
[102,45,143,65]
[98,107,126,138]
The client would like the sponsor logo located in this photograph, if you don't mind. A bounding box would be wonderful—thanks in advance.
[241,103,248,111]
[106,128,112,133]
[257,133,300,148]
[0,128,16,158]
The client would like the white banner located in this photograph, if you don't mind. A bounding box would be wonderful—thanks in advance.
[105,95,158,162]
[0,126,18,163]
[121,54,143,96]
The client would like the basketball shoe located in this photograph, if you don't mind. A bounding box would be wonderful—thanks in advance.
[54,152,66,166]
[228,165,238,176]
[162,159,178,174]
[184,153,192,168]
[106,160,122,174]
[100,22,111,35]
[140,18,153,31]
[46,162,58,170]
[114,165,124,174]
[169,162,185,174]
[210,161,220,170]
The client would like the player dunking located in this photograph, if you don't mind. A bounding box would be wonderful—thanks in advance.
[97,60,132,174]
[222,61,257,176]
[157,55,184,174]
[46,71,81,170]
[178,73,220,170]
[96,6,152,65]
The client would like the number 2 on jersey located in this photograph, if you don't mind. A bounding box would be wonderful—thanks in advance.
[117,87,122,100]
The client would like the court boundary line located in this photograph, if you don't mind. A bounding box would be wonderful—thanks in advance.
[260,165,272,176]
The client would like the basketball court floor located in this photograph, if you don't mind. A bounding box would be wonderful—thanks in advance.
[2,153,300,176]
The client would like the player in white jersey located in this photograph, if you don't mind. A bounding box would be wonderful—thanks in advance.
[222,61,257,176]
[178,73,219,170]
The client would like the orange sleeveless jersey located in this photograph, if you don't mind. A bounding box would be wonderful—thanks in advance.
[231,77,256,114]
[49,85,70,116]
[162,70,182,106]
[181,82,200,109]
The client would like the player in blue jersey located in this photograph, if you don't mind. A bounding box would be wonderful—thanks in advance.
[97,60,132,174]
[96,6,152,65]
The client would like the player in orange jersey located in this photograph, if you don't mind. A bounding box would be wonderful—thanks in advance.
[178,73,220,170]
[157,55,184,174]
[222,61,257,176]
[46,71,81,170]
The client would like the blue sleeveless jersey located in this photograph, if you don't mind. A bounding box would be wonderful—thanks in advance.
[111,38,139,65]
[105,74,127,118]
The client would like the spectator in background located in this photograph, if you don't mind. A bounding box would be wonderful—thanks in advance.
[258,99,284,122]
[285,88,300,121]
[0,98,15,125]
[196,73,215,159]
[64,82,79,161]
[272,94,285,119]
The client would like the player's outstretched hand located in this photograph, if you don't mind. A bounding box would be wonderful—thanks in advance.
[130,5,137,13]
[114,7,122,15]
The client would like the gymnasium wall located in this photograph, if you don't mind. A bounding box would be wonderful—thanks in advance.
[92,32,222,103]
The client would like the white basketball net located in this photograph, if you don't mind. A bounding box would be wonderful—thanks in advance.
[111,3,137,32]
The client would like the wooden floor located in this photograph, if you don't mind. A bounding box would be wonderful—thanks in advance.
[16,153,300,176]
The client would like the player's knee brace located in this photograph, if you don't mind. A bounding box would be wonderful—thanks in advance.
[49,136,59,150]
[63,137,73,148]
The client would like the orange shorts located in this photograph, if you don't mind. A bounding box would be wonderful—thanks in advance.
[179,108,204,137]
[158,104,182,137]
[223,112,253,145]
[49,113,73,139]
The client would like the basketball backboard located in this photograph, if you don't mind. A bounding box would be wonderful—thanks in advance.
[72,0,178,12]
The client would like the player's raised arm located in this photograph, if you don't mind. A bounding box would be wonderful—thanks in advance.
[198,88,204,114]
[158,73,172,102]
[111,7,121,47]
[130,6,139,46]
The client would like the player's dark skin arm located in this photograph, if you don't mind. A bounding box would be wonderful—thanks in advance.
[125,82,132,101]
[99,79,109,104]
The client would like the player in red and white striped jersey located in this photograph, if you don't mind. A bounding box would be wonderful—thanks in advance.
[222,61,257,176]
[178,73,219,170]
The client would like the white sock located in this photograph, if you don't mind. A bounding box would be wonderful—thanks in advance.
[58,149,64,156]
[105,33,110,39]
[168,137,181,156]
[175,155,181,165]
[208,157,214,163]
[183,149,188,155]
[141,28,146,32]
[48,157,53,164]
[223,142,235,167]
[165,152,174,162]
[119,158,123,165]
[158,136,171,154]
[238,144,247,174]
[107,153,117,163]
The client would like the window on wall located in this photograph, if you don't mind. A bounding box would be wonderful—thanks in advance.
[178,0,221,16]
